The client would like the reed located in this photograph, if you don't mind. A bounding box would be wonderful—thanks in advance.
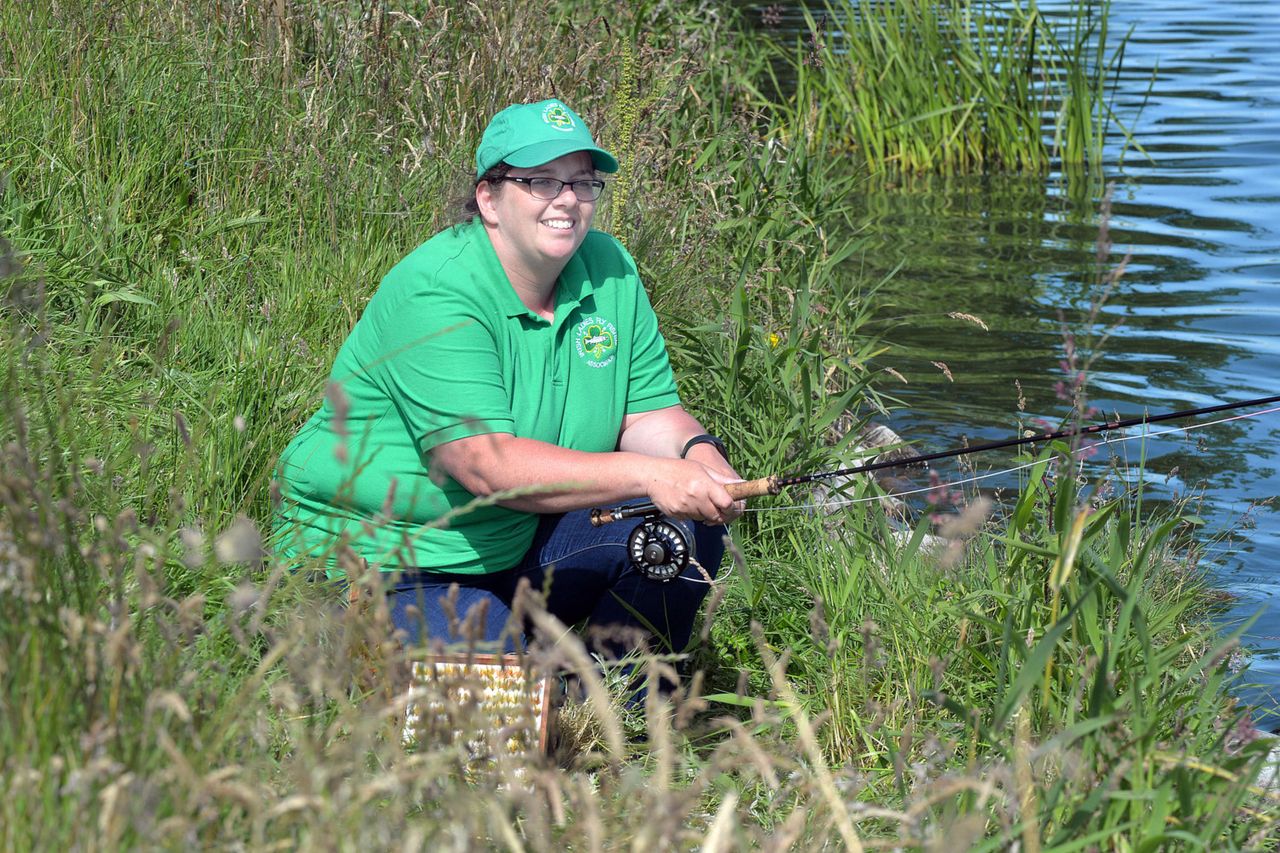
[2,0,1274,848]
[750,0,1138,178]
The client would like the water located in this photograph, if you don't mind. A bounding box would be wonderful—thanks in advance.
[745,1,1280,710]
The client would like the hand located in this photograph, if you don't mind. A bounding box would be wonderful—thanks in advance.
[642,456,743,525]
[682,443,746,523]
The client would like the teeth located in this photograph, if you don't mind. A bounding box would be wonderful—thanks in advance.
[543,219,573,230]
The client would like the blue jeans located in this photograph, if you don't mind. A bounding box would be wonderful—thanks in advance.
[385,510,726,660]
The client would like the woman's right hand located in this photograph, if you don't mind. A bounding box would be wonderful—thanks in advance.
[643,457,743,525]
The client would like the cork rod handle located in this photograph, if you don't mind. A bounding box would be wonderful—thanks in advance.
[725,476,780,500]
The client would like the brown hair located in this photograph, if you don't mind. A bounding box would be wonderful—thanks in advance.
[454,162,512,224]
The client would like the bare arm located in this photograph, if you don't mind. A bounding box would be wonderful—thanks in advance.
[430,405,743,522]
[618,404,741,480]
[620,405,746,521]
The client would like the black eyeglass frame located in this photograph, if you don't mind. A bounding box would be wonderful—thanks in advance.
[487,175,606,201]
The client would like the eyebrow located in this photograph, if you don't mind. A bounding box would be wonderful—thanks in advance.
[527,166,597,180]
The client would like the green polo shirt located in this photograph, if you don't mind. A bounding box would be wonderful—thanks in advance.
[274,218,681,574]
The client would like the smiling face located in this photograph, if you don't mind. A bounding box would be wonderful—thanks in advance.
[476,152,597,290]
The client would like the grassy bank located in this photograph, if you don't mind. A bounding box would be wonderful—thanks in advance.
[2,0,1275,848]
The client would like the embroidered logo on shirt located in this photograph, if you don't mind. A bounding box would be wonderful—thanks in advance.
[542,103,575,132]
[574,316,617,368]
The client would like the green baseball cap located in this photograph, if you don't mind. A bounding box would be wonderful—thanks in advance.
[475,99,619,178]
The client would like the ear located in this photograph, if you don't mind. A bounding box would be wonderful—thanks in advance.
[475,181,500,226]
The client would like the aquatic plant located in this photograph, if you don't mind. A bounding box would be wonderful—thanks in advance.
[749,0,1140,178]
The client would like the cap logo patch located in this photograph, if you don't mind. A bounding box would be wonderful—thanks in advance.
[542,103,576,132]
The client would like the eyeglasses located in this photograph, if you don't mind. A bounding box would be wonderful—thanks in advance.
[492,176,605,201]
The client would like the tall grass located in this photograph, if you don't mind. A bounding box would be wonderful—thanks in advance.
[750,0,1139,178]
[2,0,1276,848]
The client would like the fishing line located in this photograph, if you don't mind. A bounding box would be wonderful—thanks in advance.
[668,405,1280,589]
[595,393,1280,530]
[766,395,1280,495]
[666,557,730,586]
[596,394,1280,583]
[745,403,1280,514]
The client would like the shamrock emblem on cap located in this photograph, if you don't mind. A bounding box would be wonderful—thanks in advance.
[542,102,576,132]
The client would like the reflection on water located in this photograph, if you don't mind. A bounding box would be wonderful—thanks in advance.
[741,0,1280,710]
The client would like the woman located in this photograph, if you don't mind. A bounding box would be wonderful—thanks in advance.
[275,99,742,663]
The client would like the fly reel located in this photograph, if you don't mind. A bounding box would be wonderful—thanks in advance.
[627,516,692,582]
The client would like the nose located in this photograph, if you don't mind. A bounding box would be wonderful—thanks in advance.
[552,182,580,204]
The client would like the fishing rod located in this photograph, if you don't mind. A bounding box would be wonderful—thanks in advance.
[591,393,1280,582]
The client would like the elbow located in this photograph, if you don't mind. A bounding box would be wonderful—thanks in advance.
[434,457,502,498]
[430,435,512,498]
[454,468,502,499]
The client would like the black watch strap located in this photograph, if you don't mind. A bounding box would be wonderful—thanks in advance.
[680,434,728,461]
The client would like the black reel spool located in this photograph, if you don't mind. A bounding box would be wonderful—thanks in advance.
[627,516,692,582]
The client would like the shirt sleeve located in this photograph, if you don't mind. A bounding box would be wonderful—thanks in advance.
[365,271,515,455]
[623,262,682,415]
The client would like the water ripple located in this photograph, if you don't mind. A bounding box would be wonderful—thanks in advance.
[829,0,1280,705]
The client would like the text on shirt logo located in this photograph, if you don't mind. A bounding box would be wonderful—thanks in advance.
[574,316,617,368]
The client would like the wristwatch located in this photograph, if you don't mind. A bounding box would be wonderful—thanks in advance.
[680,434,729,461]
